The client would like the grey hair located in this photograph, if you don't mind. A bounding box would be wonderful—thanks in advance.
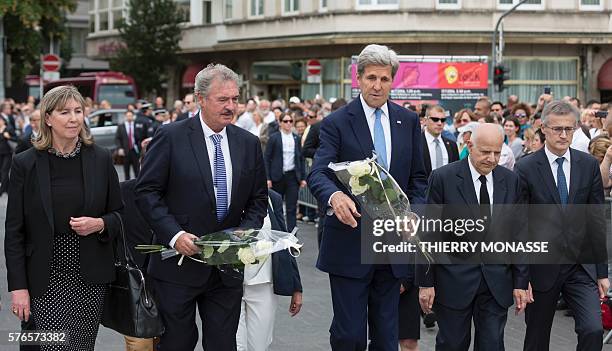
[357,44,400,78]
[194,64,240,98]
[541,100,579,125]
[471,123,504,147]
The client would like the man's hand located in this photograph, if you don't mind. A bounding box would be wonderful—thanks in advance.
[70,217,104,236]
[299,180,307,188]
[598,278,610,299]
[289,291,303,317]
[513,289,528,315]
[11,289,30,322]
[419,287,435,314]
[400,284,406,294]
[330,192,360,228]
[526,282,534,303]
[175,232,200,256]
[267,180,273,189]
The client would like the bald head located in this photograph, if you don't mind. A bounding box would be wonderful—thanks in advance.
[471,123,504,147]
[468,123,504,175]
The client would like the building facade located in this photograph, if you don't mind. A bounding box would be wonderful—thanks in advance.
[86,0,612,107]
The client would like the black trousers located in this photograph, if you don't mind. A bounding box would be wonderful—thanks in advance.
[0,152,11,194]
[153,269,243,351]
[123,148,140,180]
[272,171,299,231]
[524,265,603,351]
[434,276,508,351]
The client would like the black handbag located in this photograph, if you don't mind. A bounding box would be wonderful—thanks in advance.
[101,213,165,338]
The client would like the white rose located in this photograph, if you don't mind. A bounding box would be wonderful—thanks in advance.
[237,247,257,265]
[347,162,371,177]
[349,175,369,196]
[255,240,274,260]
[217,240,231,253]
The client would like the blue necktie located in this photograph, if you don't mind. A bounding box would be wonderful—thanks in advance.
[556,157,568,205]
[374,108,388,169]
[210,134,228,222]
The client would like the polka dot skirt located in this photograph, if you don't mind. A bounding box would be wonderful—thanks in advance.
[30,232,107,351]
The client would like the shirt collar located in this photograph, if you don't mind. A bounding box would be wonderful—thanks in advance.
[467,157,493,185]
[544,145,571,166]
[200,117,227,140]
[359,94,389,120]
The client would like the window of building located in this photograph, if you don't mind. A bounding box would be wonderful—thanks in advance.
[251,0,264,17]
[70,27,88,55]
[89,0,127,33]
[320,0,328,11]
[498,0,544,10]
[436,0,461,9]
[175,0,191,23]
[580,0,602,10]
[355,0,400,10]
[224,0,233,19]
[283,0,299,14]
[202,0,212,24]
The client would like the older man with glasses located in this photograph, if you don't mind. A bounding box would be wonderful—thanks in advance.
[176,93,200,121]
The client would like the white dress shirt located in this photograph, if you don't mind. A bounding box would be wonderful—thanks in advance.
[170,119,234,248]
[424,130,449,170]
[360,94,392,165]
[544,145,571,194]
[263,111,276,124]
[236,112,255,131]
[571,128,590,153]
[281,130,296,172]
[498,143,515,171]
[468,157,494,205]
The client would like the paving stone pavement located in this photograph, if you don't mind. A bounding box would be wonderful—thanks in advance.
[0,166,609,350]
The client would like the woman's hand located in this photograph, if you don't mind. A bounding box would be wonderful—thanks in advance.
[11,289,30,321]
[70,217,104,236]
[289,291,303,317]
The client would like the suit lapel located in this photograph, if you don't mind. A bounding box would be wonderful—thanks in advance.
[388,104,403,174]
[35,151,54,231]
[188,116,216,209]
[534,149,562,208]
[492,167,507,219]
[227,125,244,212]
[568,149,582,204]
[421,133,432,174]
[348,99,374,159]
[81,146,95,214]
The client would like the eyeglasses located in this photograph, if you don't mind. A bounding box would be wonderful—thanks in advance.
[515,114,527,118]
[281,120,294,124]
[429,117,446,123]
[308,114,317,119]
[545,125,576,135]
[184,101,193,104]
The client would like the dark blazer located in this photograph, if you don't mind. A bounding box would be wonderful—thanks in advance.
[135,115,268,287]
[115,121,146,153]
[302,121,321,159]
[268,189,303,296]
[4,145,123,298]
[15,129,34,155]
[421,131,460,177]
[120,179,154,269]
[264,131,305,183]
[307,98,428,279]
[175,111,198,122]
[515,147,607,292]
[416,158,529,310]
[0,126,17,154]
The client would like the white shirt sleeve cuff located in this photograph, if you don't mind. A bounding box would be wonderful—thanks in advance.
[169,230,186,248]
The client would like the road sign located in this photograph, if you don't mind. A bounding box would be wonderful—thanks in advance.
[42,54,61,72]
[306,59,321,75]
[43,71,60,81]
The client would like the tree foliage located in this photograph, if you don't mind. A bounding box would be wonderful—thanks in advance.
[0,0,76,85]
[110,0,184,97]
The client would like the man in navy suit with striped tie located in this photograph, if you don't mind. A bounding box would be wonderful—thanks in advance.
[308,44,428,351]
[136,64,268,351]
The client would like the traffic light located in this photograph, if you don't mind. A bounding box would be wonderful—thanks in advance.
[494,64,510,92]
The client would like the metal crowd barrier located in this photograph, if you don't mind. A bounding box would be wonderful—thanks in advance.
[298,159,318,209]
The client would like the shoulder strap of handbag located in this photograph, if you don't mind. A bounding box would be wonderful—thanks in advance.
[112,212,137,268]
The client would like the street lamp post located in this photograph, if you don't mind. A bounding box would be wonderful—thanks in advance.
[490,0,529,99]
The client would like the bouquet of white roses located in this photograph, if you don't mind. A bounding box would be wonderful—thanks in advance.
[136,227,302,277]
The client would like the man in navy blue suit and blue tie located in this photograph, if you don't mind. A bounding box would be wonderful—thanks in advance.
[516,100,609,351]
[308,44,428,351]
[135,64,268,351]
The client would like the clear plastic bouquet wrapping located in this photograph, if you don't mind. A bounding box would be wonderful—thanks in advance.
[329,153,430,262]
[136,227,302,278]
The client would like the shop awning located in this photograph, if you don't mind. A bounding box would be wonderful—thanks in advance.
[598,59,612,90]
[182,64,206,88]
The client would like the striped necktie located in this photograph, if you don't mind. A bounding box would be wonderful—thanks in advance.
[374,108,388,169]
[556,157,568,205]
[210,134,228,222]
